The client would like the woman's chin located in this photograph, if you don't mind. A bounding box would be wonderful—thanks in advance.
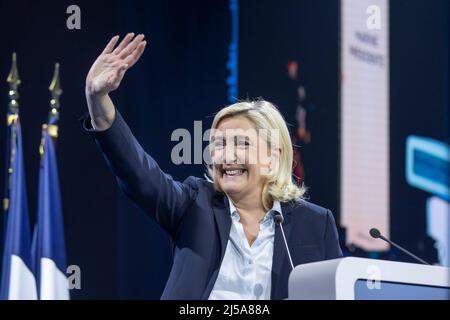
[219,181,246,196]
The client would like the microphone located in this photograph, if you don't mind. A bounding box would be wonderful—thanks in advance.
[369,228,430,265]
[273,213,295,271]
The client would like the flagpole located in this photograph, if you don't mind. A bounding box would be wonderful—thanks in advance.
[34,63,69,300]
[47,62,61,128]
[2,53,21,247]
[0,53,37,300]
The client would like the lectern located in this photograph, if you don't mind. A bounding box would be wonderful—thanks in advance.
[288,257,450,300]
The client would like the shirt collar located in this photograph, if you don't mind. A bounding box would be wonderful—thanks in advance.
[227,197,282,223]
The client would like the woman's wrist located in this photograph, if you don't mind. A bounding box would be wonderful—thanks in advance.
[86,91,116,131]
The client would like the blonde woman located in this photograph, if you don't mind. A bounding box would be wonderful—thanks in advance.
[82,33,342,300]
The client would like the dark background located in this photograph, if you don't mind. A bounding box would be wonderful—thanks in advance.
[0,0,448,299]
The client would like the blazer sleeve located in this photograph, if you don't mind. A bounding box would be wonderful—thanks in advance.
[324,210,343,259]
[80,110,199,237]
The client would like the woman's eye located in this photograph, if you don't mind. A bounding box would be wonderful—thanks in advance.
[237,139,250,148]
[213,140,224,149]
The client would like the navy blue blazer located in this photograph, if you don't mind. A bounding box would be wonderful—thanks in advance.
[82,110,343,300]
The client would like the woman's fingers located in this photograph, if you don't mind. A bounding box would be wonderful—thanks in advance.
[112,32,135,55]
[119,34,145,59]
[124,41,147,68]
[102,35,120,54]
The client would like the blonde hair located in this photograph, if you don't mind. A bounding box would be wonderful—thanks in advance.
[207,99,306,210]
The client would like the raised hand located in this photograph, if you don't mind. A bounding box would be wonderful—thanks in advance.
[86,33,147,97]
[85,33,147,130]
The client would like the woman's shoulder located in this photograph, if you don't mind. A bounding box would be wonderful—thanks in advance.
[282,200,337,235]
[182,176,226,206]
[182,176,213,188]
[282,199,331,219]
[182,176,216,197]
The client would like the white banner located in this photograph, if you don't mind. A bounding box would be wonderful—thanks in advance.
[340,0,390,251]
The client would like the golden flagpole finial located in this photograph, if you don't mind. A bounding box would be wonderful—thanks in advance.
[7,52,21,90]
[45,63,62,141]
[49,62,62,111]
[6,52,21,117]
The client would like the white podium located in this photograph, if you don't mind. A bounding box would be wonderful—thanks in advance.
[288,257,450,300]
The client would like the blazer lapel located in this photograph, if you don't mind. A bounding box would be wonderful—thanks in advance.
[212,192,232,260]
[202,192,232,299]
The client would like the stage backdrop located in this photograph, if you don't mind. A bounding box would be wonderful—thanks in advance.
[0,0,448,299]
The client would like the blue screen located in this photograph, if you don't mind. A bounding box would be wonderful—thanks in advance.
[355,279,450,300]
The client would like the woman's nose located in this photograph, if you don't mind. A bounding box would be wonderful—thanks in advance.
[224,145,237,163]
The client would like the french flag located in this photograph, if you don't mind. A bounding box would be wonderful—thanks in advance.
[0,123,38,300]
[31,128,69,300]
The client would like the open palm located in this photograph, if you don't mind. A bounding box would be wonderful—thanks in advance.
[86,33,147,96]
